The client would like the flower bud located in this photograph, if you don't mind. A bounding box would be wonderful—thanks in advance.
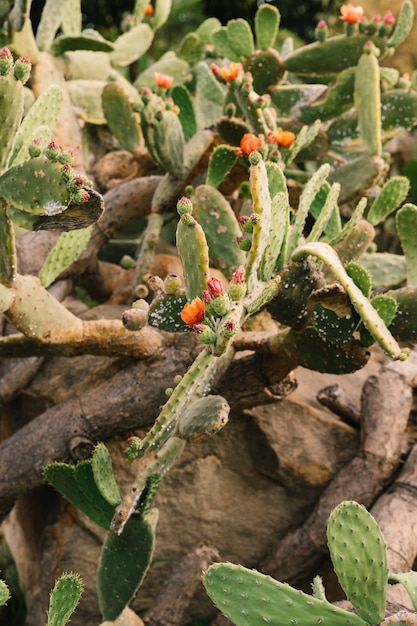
[315,19,329,42]
[228,266,247,301]
[193,323,216,345]
[13,55,31,83]
[164,273,182,295]
[207,276,225,298]
[237,236,252,251]
[28,138,42,158]
[177,196,193,216]
[220,319,236,339]
[0,47,13,75]
[45,140,60,161]
[207,293,230,318]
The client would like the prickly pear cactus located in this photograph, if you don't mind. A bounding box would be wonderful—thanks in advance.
[97,510,157,621]
[327,501,388,625]
[47,572,83,626]
[203,562,368,626]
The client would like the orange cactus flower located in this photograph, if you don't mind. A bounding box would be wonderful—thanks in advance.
[340,4,364,23]
[154,72,173,89]
[144,4,154,16]
[181,297,205,327]
[239,133,261,156]
[219,62,243,82]
[275,129,296,148]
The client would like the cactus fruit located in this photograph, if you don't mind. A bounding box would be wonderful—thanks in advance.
[47,572,83,626]
[327,501,388,625]
[203,562,367,626]
[177,394,230,441]
[97,511,157,621]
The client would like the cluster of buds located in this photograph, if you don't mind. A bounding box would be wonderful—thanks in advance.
[0,47,31,83]
[339,4,396,37]
[180,268,247,349]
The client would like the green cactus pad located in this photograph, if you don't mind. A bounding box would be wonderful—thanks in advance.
[171,84,197,139]
[212,27,240,62]
[268,260,325,329]
[206,146,238,189]
[260,192,290,281]
[191,185,245,280]
[35,0,64,51]
[226,18,255,59]
[330,214,373,262]
[0,155,70,215]
[44,461,116,529]
[178,394,230,442]
[97,512,156,621]
[39,227,92,288]
[110,23,154,67]
[0,73,24,173]
[388,571,417,611]
[0,205,16,286]
[148,294,188,332]
[153,0,172,30]
[153,110,185,179]
[360,252,406,289]
[328,153,381,204]
[92,442,122,508]
[177,32,203,64]
[345,261,372,298]
[388,0,414,48]
[50,30,114,55]
[381,90,417,133]
[194,61,225,130]
[216,116,251,146]
[308,182,341,240]
[176,211,210,299]
[47,572,83,626]
[244,49,284,95]
[283,35,387,76]
[387,286,417,341]
[367,176,410,225]
[6,205,39,231]
[9,84,63,166]
[360,294,398,347]
[135,51,190,89]
[255,4,280,51]
[61,0,82,36]
[396,203,417,286]
[203,562,367,626]
[66,79,106,124]
[102,82,142,154]
[327,501,388,625]
[354,47,382,156]
[0,579,10,607]
[301,69,355,124]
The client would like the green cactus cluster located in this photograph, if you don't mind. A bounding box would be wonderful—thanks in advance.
[203,501,417,626]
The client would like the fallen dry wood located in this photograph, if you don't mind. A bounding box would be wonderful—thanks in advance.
[260,363,413,582]
[144,543,220,626]
[0,336,295,521]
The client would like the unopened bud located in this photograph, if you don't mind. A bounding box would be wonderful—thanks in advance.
[164,273,182,295]
[13,55,31,83]
[193,323,216,345]
[28,138,42,158]
[220,319,236,339]
[207,293,230,318]
[177,196,193,216]
[45,140,60,161]
[237,236,252,251]
[0,47,13,75]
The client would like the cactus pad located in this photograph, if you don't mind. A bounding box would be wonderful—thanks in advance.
[204,562,367,625]
[327,501,388,625]
[178,394,230,441]
[47,572,83,626]
[97,512,156,621]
